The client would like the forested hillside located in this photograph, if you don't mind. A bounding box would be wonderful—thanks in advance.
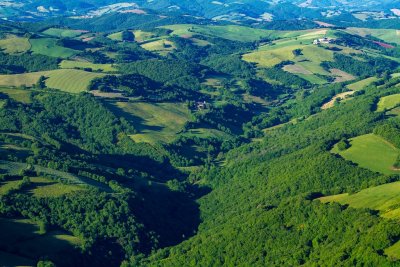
[0,7,399,267]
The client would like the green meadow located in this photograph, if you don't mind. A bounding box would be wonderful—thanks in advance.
[318,181,400,219]
[60,60,117,72]
[346,77,378,91]
[377,94,400,112]
[29,38,78,58]
[42,28,86,38]
[162,24,279,42]
[27,177,84,198]
[331,134,400,174]
[141,39,176,56]
[0,35,31,54]
[0,87,32,103]
[0,69,105,93]
[346,27,400,45]
[108,101,190,144]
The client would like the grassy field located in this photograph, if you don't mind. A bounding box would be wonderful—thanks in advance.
[331,133,400,174]
[27,177,84,198]
[0,217,81,266]
[319,181,400,219]
[141,40,176,56]
[107,31,123,41]
[385,240,400,260]
[243,42,334,75]
[0,71,52,87]
[182,128,231,139]
[243,45,298,67]
[108,102,190,143]
[0,69,105,93]
[45,69,106,93]
[0,35,31,54]
[0,179,21,195]
[30,38,78,58]
[0,87,32,103]
[346,77,378,91]
[42,28,86,38]
[346,28,400,45]
[162,24,279,42]
[60,60,117,72]
[377,94,400,112]
[0,160,109,191]
[134,30,160,43]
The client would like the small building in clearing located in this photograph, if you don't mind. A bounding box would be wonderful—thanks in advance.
[313,37,334,45]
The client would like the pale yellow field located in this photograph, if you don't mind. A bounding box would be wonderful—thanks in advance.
[0,35,31,54]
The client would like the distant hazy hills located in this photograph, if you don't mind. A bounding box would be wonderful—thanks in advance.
[2,0,400,21]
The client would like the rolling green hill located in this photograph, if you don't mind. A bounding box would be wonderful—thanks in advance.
[0,11,400,267]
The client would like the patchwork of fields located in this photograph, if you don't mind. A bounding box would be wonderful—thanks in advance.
[241,28,357,84]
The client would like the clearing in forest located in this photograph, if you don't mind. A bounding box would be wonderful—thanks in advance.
[331,133,400,174]
[377,94,400,112]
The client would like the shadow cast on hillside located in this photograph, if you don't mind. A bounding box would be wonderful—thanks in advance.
[131,183,208,249]
[97,153,183,182]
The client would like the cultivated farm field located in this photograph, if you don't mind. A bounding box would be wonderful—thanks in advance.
[0,69,105,93]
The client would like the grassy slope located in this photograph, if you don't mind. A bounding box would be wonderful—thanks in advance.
[346,28,400,45]
[0,87,32,103]
[28,177,84,198]
[0,69,105,93]
[29,38,78,58]
[60,60,117,72]
[162,24,279,42]
[141,40,176,56]
[242,29,366,84]
[331,133,400,175]
[0,35,31,54]
[42,28,84,38]
[0,217,81,266]
[0,71,53,87]
[377,94,400,112]
[108,101,190,144]
[347,77,378,91]
[318,181,400,219]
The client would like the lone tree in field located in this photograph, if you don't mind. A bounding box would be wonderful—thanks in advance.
[292,49,303,57]
[36,75,47,89]
[121,30,135,42]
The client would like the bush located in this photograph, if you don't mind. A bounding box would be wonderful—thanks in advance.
[337,139,351,151]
